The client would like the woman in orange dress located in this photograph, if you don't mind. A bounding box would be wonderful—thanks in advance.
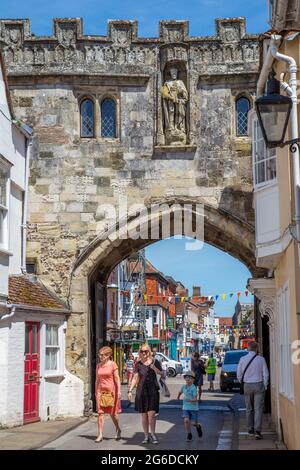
[95,346,122,443]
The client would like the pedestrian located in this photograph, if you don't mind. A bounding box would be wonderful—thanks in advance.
[95,346,122,443]
[127,344,164,444]
[152,347,162,364]
[237,341,269,440]
[205,353,217,392]
[125,351,135,388]
[191,352,205,401]
[177,370,203,442]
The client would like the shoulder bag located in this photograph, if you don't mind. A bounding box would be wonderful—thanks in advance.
[240,354,258,395]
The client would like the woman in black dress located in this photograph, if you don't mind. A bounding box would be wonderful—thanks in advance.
[127,344,164,444]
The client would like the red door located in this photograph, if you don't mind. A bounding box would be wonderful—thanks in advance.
[24,322,40,424]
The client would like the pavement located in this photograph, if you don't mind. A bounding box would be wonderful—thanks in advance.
[0,374,286,451]
[0,417,88,450]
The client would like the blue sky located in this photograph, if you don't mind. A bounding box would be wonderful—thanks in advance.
[0,1,269,37]
[146,238,253,317]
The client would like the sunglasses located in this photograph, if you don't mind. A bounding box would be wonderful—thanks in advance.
[140,350,149,354]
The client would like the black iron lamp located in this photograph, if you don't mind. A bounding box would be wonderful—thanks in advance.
[255,70,292,148]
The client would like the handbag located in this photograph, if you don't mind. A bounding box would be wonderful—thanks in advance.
[100,391,115,408]
[159,378,171,397]
[240,354,258,395]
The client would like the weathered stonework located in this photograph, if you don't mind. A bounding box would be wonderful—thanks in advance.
[1,16,264,405]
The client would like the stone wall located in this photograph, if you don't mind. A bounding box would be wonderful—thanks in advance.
[0,17,262,401]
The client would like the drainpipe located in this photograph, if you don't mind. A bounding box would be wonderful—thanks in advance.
[270,37,300,263]
[256,35,282,97]
[21,136,33,274]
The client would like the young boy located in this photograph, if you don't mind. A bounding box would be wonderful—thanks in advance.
[177,370,203,441]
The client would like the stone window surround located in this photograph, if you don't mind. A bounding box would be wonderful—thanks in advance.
[232,90,253,139]
[79,96,95,138]
[78,92,120,142]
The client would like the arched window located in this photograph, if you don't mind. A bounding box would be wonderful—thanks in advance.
[236,97,250,136]
[80,99,94,138]
[101,98,116,138]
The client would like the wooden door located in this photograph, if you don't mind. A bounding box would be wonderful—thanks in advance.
[23,322,40,424]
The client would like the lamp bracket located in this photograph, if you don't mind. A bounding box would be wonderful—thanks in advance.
[278,137,300,152]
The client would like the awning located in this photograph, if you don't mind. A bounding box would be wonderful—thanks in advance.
[147,339,160,344]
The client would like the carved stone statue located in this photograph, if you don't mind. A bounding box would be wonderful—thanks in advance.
[161,67,188,145]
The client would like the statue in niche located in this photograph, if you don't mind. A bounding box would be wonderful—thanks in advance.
[161,67,188,145]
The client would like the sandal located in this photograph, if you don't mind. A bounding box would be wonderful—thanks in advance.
[115,429,121,441]
[95,435,103,443]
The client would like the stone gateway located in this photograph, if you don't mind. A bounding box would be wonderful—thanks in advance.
[0,16,264,412]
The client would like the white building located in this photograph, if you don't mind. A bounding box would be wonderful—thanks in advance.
[0,53,83,427]
[201,308,218,352]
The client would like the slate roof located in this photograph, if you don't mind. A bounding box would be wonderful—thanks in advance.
[8,275,69,312]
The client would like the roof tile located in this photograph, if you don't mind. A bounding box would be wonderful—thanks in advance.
[8,275,68,311]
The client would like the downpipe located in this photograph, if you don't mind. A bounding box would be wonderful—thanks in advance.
[268,36,300,264]
[21,137,32,274]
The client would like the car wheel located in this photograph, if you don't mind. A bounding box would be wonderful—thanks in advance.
[220,386,227,392]
[167,368,176,378]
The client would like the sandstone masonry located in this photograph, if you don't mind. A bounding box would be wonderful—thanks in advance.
[0,17,263,406]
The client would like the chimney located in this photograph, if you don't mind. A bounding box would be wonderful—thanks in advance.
[193,286,201,297]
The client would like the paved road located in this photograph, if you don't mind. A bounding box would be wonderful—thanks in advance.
[41,409,226,450]
[41,374,240,450]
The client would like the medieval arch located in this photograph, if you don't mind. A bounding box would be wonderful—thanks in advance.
[67,199,263,405]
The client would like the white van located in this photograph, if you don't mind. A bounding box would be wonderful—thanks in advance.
[154,352,183,377]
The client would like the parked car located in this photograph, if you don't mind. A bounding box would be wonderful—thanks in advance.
[154,352,183,377]
[220,349,248,392]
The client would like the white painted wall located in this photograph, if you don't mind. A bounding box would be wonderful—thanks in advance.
[9,183,23,274]
[0,253,9,297]
[0,59,26,297]
[0,321,9,424]
[254,182,280,245]
[0,66,26,190]
[0,311,84,428]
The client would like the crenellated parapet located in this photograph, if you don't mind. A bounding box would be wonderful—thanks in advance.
[0,17,260,77]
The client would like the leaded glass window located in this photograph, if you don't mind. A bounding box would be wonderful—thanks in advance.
[101,98,116,138]
[236,97,250,136]
[80,99,94,138]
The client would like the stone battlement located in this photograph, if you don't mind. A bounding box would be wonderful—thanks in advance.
[0,17,258,44]
[0,17,260,77]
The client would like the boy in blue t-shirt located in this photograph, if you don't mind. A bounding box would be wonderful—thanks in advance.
[177,370,203,441]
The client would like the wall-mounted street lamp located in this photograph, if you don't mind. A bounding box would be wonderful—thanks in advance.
[255,70,293,148]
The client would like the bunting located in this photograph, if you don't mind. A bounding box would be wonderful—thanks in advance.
[119,289,253,302]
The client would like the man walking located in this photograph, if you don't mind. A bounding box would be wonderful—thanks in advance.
[237,341,269,440]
